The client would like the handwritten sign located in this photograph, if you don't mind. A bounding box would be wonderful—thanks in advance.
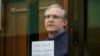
[32,41,54,56]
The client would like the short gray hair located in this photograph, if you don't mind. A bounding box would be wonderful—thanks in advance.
[44,4,67,19]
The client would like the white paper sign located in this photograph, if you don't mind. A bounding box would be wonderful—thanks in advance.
[32,41,54,56]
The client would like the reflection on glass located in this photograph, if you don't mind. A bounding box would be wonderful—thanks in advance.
[2,1,27,56]
[87,0,100,56]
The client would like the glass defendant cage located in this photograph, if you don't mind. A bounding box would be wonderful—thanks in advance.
[0,0,100,56]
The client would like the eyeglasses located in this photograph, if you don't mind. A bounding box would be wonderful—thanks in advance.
[44,15,62,19]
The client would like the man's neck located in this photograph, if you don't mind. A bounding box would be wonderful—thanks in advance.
[48,29,65,38]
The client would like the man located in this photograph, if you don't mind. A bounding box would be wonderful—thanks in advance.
[44,4,68,56]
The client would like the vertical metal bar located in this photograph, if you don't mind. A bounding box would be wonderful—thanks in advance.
[11,8,16,56]
[0,1,3,56]
[73,0,80,56]
[68,0,74,56]
[78,0,85,56]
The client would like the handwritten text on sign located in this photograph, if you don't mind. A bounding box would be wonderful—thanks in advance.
[32,41,54,56]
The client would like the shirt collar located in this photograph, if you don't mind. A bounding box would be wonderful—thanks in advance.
[47,30,66,40]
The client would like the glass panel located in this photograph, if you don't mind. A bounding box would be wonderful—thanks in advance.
[2,1,27,56]
[87,0,100,56]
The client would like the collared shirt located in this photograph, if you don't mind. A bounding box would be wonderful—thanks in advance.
[46,31,68,56]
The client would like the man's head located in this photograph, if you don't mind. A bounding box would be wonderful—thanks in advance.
[44,4,68,33]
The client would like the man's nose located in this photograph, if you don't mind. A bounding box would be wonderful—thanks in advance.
[48,16,54,23]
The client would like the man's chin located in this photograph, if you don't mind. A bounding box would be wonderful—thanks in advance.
[47,30,56,32]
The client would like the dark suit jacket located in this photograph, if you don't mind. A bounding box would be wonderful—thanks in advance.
[46,31,68,56]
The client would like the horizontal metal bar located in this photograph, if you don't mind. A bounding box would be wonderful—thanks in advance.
[39,7,47,10]
[11,8,27,13]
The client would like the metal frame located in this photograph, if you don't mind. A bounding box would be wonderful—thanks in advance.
[68,0,85,56]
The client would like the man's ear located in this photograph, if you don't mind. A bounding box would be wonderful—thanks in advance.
[64,19,68,26]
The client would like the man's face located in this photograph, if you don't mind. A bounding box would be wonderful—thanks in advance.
[45,7,67,32]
